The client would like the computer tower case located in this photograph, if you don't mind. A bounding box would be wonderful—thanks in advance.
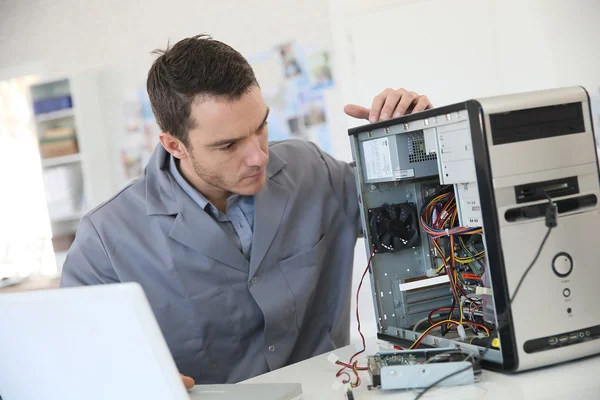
[348,86,600,371]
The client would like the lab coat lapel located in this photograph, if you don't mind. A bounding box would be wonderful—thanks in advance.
[145,144,248,272]
[249,151,289,279]
[169,197,249,272]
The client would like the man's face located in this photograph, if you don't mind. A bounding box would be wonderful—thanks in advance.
[181,86,270,197]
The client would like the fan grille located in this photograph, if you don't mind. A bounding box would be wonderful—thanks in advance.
[408,130,437,163]
[369,202,420,253]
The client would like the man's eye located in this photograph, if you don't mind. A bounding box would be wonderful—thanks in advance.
[219,143,235,151]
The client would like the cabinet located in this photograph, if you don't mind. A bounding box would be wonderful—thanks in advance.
[29,74,114,272]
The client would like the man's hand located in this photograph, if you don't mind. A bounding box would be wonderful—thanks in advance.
[181,373,195,390]
[344,88,433,123]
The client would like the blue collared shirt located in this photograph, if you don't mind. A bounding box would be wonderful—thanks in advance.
[168,155,255,260]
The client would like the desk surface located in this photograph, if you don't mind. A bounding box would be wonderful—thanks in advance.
[243,339,600,399]
[0,274,60,293]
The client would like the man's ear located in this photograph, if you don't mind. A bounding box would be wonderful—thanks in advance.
[159,132,188,159]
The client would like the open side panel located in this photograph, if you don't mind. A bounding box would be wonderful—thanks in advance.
[349,103,503,365]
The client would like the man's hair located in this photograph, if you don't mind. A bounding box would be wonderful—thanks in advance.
[147,34,258,146]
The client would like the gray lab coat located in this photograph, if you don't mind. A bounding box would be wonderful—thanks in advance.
[60,139,362,383]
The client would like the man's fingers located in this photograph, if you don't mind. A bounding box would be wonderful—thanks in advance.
[379,89,403,121]
[369,88,392,123]
[411,95,433,113]
[181,374,195,390]
[346,88,433,123]
[343,104,371,120]
[393,91,419,117]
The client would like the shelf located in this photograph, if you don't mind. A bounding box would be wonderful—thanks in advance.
[42,153,82,168]
[35,108,74,122]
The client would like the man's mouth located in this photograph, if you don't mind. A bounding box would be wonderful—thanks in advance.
[245,170,263,179]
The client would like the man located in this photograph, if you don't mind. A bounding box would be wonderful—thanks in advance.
[60,34,432,388]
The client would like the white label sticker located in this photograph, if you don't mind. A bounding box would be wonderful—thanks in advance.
[362,138,393,180]
[394,168,415,180]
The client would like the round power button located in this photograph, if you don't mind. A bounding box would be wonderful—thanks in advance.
[552,252,573,278]
[563,288,571,297]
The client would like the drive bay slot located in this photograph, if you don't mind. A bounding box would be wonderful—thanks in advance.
[515,176,579,204]
[505,194,597,222]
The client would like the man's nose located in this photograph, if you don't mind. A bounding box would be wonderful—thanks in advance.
[245,138,268,168]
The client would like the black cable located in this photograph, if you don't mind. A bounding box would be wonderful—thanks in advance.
[346,388,355,400]
[414,193,557,400]
[510,227,551,301]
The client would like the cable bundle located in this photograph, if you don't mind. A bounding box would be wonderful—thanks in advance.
[415,185,493,343]
[420,186,481,238]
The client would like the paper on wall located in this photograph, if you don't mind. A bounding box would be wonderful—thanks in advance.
[362,137,393,180]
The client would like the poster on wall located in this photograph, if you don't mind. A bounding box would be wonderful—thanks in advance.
[249,40,335,154]
[119,89,160,183]
[120,99,143,180]
[118,40,336,182]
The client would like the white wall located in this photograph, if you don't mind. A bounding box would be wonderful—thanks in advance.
[0,0,333,82]
[336,0,600,107]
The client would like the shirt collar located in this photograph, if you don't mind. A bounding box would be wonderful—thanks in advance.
[168,154,211,211]
[167,154,248,215]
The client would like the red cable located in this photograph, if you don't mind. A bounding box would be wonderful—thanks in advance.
[348,247,375,362]
[428,307,452,324]
[335,246,376,387]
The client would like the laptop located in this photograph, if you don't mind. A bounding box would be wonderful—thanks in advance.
[0,282,302,400]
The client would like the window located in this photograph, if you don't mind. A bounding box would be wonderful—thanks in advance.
[0,76,57,281]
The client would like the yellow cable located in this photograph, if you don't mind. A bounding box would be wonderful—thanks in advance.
[409,319,461,349]
[452,269,464,324]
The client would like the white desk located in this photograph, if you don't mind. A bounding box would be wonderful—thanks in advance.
[243,338,600,399]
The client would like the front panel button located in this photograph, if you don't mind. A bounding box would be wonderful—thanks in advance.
[552,252,573,278]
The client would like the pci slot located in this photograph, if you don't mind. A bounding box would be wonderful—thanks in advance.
[395,282,453,329]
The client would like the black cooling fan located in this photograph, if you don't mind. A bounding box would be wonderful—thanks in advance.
[369,202,420,253]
